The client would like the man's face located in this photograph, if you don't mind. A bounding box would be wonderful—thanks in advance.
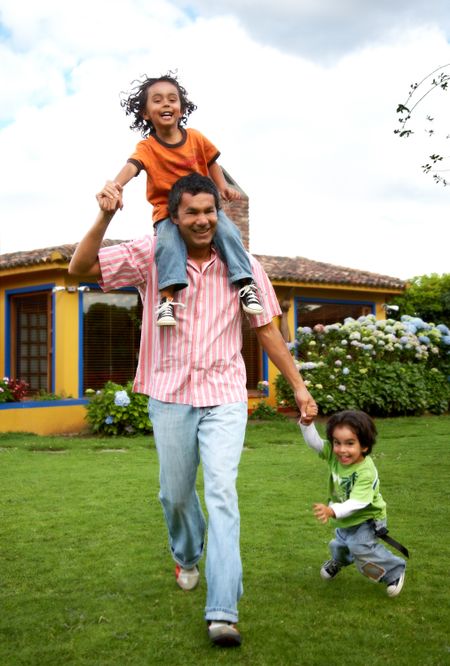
[173,192,218,251]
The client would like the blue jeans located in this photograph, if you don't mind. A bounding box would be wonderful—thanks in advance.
[155,210,253,291]
[148,398,248,623]
[329,520,406,585]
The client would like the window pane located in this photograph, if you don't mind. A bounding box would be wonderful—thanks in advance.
[83,291,142,391]
[296,301,374,328]
[13,292,50,393]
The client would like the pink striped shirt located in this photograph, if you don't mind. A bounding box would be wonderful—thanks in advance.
[99,236,281,406]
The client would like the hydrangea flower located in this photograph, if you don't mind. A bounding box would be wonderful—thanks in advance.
[114,390,131,407]
[105,415,114,425]
[342,367,350,375]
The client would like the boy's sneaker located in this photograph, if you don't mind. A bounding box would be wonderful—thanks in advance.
[320,559,343,580]
[156,297,184,327]
[175,564,199,590]
[386,570,405,598]
[238,282,264,315]
[207,621,242,647]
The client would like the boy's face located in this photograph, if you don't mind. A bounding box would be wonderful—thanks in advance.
[142,81,183,133]
[331,425,368,465]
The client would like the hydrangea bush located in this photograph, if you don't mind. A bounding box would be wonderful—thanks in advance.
[0,377,29,403]
[275,315,450,416]
[85,381,152,435]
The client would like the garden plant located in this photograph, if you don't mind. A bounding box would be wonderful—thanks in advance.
[276,314,450,416]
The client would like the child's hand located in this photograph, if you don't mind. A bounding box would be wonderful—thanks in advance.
[313,503,335,524]
[299,400,318,426]
[96,181,124,212]
[220,186,241,202]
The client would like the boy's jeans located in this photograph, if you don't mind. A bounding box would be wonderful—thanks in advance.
[148,398,247,623]
[330,520,406,585]
[155,210,253,291]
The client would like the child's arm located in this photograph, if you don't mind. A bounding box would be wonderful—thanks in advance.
[208,161,241,202]
[98,162,139,211]
[298,421,324,453]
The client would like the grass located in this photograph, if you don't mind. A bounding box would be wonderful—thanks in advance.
[0,415,449,665]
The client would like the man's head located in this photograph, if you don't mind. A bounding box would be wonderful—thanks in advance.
[168,174,221,252]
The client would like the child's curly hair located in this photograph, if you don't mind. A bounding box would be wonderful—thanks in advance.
[120,71,197,138]
[326,410,377,455]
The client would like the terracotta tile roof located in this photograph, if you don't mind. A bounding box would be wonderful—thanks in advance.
[0,243,405,289]
[254,254,405,290]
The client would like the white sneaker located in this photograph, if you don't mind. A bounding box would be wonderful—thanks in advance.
[175,564,199,590]
[386,570,405,597]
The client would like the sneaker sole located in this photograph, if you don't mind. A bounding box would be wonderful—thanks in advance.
[156,319,176,326]
[175,565,199,590]
[242,305,264,315]
[386,570,405,598]
[208,626,241,647]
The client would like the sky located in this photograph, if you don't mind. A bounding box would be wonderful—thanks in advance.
[1,0,449,280]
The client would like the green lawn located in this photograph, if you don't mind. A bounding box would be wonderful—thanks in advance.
[1,415,449,665]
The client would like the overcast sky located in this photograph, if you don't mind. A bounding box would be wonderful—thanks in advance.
[1,0,449,279]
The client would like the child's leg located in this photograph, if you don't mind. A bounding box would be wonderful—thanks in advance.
[346,521,406,585]
[214,210,264,314]
[329,528,354,566]
[155,218,188,326]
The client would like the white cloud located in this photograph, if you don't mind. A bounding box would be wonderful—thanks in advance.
[0,0,449,281]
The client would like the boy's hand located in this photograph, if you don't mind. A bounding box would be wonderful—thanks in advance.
[313,503,335,524]
[295,387,317,425]
[220,186,241,202]
[96,180,124,212]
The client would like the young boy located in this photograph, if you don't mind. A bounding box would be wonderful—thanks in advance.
[98,72,263,326]
[299,410,406,597]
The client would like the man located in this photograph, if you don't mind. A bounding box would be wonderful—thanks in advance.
[69,173,316,647]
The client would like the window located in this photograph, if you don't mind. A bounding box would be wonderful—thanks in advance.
[296,299,374,328]
[10,291,52,392]
[82,290,142,391]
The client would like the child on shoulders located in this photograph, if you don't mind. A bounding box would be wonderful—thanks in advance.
[98,72,263,326]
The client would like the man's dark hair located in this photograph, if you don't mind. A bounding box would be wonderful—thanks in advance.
[326,410,377,455]
[120,71,197,137]
[168,173,220,219]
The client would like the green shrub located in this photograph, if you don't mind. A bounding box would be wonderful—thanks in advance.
[275,315,450,416]
[249,400,287,421]
[85,381,152,436]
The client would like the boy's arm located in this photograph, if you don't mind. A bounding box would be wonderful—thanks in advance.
[208,161,241,202]
[254,321,317,423]
[299,422,324,453]
[98,162,139,211]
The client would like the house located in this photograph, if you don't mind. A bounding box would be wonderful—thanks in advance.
[0,175,405,434]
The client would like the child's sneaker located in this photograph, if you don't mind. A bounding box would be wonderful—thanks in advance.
[238,281,264,315]
[320,559,343,580]
[175,564,199,590]
[386,570,405,597]
[156,297,184,326]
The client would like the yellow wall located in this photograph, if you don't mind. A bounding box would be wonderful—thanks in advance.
[0,404,88,435]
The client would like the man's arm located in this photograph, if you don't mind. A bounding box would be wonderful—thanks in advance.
[254,321,317,422]
[98,162,139,211]
[68,205,116,278]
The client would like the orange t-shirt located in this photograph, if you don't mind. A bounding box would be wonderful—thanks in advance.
[128,127,220,223]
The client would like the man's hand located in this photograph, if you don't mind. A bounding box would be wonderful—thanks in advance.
[313,503,335,524]
[294,386,318,425]
[220,186,241,202]
[96,180,124,212]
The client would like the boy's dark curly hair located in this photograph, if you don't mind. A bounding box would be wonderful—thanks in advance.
[326,410,377,456]
[120,71,197,138]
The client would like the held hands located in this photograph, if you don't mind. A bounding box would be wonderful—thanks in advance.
[219,186,241,202]
[96,181,124,212]
[295,387,318,425]
[313,503,335,524]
